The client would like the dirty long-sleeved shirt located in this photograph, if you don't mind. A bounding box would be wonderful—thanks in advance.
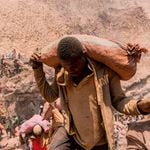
[33,60,140,150]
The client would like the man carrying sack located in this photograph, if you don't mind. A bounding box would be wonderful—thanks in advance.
[30,36,150,150]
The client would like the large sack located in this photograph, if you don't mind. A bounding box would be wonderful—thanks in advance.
[126,119,150,150]
[39,34,147,80]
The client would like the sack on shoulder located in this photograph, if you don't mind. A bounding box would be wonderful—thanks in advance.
[39,34,147,80]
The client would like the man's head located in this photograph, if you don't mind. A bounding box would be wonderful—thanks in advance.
[57,37,87,77]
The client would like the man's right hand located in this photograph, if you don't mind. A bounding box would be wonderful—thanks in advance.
[30,52,43,69]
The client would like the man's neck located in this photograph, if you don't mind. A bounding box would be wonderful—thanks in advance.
[72,65,92,85]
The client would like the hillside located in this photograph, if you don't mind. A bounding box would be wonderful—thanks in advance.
[0,0,150,149]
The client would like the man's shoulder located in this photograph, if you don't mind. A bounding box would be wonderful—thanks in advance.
[88,57,111,71]
[88,57,119,78]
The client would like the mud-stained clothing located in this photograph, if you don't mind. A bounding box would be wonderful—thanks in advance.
[34,59,140,150]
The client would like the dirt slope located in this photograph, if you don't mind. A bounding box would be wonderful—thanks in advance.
[0,0,150,53]
[0,0,150,149]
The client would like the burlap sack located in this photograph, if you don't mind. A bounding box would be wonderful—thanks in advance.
[39,35,147,80]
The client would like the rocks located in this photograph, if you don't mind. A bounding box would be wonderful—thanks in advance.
[0,136,22,150]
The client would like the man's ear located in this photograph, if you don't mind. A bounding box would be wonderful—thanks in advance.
[82,45,87,53]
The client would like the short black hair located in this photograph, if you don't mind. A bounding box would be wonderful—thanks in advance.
[57,37,84,60]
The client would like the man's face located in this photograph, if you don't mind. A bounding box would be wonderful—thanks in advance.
[60,56,86,77]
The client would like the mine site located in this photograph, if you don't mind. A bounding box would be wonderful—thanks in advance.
[0,0,150,150]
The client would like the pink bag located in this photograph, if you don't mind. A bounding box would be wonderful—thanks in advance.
[19,115,50,134]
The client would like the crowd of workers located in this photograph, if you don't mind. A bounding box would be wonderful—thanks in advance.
[0,49,23,78]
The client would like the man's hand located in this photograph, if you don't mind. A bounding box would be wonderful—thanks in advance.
[30,52,43,69]
[137,99,150,114]
[52,108,64,129]
[126,43,148,62]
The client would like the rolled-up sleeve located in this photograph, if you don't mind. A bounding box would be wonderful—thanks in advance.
[108,69,140,115]
[33,66,59,102]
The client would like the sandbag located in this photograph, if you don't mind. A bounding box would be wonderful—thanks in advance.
[39,34,147,80]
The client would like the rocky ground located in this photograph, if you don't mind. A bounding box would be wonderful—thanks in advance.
[0,0,150,149]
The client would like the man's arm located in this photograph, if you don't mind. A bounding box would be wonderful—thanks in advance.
[109,71,140,115]
[108,69,150,115]
[30,52,59,102]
